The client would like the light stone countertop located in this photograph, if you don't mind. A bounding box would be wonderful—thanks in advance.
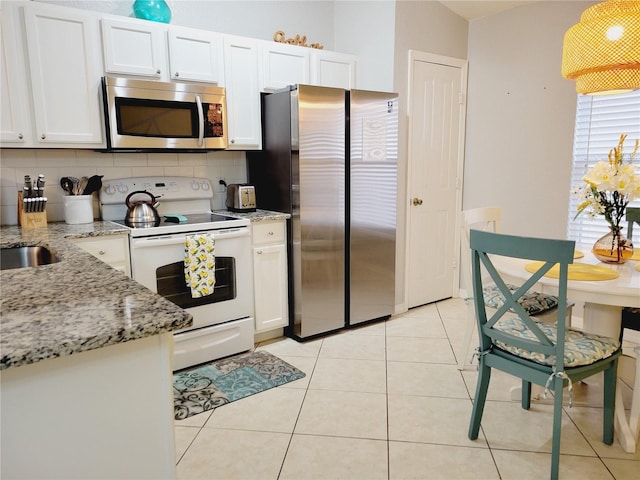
[0,210,289,371]
[215,209,291,223]
[0,221,193,371]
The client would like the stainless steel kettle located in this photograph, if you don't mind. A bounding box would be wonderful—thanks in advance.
[124,190,161,227]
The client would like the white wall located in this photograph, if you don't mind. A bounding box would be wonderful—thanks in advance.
[333,1,396,92]
[392,0,469,309]
[38,0,336,47]
[463,1,596,239]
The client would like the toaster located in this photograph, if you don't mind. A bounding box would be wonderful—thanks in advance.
[226,184,256,212]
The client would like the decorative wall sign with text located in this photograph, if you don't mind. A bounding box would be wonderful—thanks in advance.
[273,30,324,49]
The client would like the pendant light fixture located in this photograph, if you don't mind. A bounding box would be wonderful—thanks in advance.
[562,0,640,95]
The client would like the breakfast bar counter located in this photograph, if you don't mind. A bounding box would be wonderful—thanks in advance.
[0,221,192,369]
[0,222,193,479]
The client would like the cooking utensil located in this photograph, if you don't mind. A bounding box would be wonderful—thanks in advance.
[82,175,103,195]
[76,176,89,196]
[60,177,73,195]
[60,176,77,195]
[125,190,161,227]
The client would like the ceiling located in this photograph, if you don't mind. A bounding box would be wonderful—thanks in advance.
[439,1,539,21]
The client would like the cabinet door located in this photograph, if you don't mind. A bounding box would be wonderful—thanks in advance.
[223,35,261,150]
[101,17,166,79]
[70,235,131,278]
[0,4,30,145]
[311,50,356,89]
[253,243,288,332]
[23,3,103,145]
[261,41,309,91]
[168,26,224,84]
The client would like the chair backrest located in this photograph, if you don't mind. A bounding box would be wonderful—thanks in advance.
[460,207,502,297]
[627,207,640,241]
[469,230,575,366]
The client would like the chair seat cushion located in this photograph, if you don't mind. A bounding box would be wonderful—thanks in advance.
[493,316,620,367]
[483,283,558,315]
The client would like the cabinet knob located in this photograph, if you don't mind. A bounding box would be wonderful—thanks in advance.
[257,250,263,254]
[98,250,106,256]
[40,134,46,140]
[412,197,423,206]
[174,72,179,77]
[268,231,274,235]
[156,69,161,75]
[230,139,235,144]
[17,133,23,140]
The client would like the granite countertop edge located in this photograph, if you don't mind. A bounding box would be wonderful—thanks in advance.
[0,221,190,371]
[0,210,289,371]
[216,209,291,222]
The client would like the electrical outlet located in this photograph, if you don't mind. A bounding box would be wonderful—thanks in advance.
[216,177,226,193]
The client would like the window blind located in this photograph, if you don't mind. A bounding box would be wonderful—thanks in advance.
[567,89,640,246]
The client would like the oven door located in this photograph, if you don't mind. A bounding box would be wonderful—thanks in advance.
[128,226,253,331]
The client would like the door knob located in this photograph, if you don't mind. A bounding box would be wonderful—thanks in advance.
[412,197,423,206]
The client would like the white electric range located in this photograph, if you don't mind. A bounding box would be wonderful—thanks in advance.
[99,176,254,371]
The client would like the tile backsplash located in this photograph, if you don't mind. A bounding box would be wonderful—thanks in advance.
[0,149,248,225]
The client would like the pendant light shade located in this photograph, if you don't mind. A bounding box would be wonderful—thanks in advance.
[562,0,640,95]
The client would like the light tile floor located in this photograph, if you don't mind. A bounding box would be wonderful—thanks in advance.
[175,298,640,479]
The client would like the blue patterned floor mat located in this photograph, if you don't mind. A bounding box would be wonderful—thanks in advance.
[173,350,306,419]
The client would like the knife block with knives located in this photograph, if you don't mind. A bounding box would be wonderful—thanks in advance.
[18,174,48,228]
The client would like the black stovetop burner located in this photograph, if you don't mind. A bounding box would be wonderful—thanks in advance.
[111,212,239,229]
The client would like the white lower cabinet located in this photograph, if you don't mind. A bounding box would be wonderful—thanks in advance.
[0,334,177,479]
[252,220,288,332]
[70,234,131,277]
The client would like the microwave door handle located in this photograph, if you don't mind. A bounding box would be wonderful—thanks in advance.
[195,95,204,147]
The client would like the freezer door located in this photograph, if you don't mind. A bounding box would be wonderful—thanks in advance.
[293,85,346,338]
[348,89,399,325]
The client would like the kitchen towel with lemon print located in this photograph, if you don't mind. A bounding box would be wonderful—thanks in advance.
[185,234,216,297]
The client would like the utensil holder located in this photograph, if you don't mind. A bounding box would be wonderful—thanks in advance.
[18,191,48,228]
[63,195,94,224]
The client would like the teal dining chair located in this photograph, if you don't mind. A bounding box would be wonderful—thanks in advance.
[622,207,640,336]
[467,230,621,480]
[457,207,573,370]
[621,206,640,447]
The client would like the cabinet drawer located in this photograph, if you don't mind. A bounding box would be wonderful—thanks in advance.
[252,221,285,245]
[71,235,129,265]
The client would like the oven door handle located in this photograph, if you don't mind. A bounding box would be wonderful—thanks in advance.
[130,229,250,248]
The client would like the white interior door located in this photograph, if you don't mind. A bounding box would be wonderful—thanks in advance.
[406,51,467,308]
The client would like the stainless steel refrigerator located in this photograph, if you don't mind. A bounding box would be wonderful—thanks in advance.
[248,84,398,339]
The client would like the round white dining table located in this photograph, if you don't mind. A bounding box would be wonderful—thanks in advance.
[491,247,640,454]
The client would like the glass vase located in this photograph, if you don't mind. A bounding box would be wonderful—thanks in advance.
[133,0,172,23]
[591,226,634,264]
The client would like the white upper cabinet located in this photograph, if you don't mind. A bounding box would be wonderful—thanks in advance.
[311,50,356,90]
[101,16,167,79]
[167,26,224,84]
[0,4,30,144]
[22,2,104,146]
[223,35,261,150]
[261,41,310,91]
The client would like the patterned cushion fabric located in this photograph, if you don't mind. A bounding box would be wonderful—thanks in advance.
[492,316,620,367]
[483,283,558,315]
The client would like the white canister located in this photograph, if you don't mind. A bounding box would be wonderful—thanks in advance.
[63,195,93,224]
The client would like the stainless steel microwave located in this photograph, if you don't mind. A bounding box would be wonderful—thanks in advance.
[101,76,227,151]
